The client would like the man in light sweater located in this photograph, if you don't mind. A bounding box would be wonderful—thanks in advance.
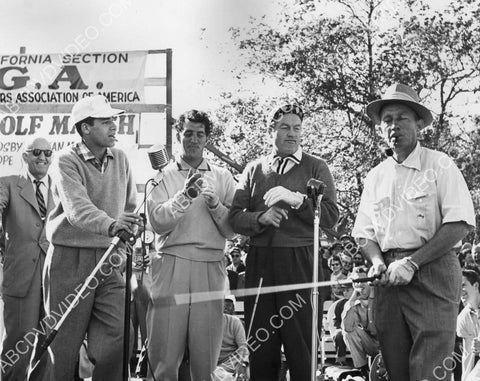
[213,295,249,381]
[229,103,339,380]
[146,109,235,381]
[42,95,142,381]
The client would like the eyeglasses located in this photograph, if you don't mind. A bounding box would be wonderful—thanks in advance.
[331,263,341,267]
[26,149,53,157]
[231,255,241,258]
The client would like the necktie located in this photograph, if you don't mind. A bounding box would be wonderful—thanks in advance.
[34,180,47,219]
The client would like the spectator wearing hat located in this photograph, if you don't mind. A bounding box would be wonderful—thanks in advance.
[330,241,344,256]
[226,246,246,274]
[341,267,379,378]
[0,136,53,381]
[229,103,339,380]
[213,296,249,381]
[353,83,475,381]
[42,95,142,380]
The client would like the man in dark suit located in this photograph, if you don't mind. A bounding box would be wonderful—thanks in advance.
[0,136,53,381]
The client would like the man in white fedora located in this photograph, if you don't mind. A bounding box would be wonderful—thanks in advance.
[42,95,142,380]
[352,83,475,381]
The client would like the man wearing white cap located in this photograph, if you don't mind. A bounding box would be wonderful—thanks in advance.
[353,84,475,380]
[42,95,142,380]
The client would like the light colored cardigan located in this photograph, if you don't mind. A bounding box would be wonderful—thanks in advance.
[47,145,137,248]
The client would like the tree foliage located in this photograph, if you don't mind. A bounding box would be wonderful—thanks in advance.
[208,0,480,238]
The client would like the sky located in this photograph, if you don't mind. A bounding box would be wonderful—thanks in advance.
[0,0,282,115]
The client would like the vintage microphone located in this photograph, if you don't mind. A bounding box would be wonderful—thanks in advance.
[125,144,170,381]
[306,178,326,381]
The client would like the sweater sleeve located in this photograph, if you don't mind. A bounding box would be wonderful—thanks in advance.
[206,168,235,239]
[52,153,114,236]
[229,162,268,237]
[147,179,190,236]
[124,155,137,213]
[231,316,249,361]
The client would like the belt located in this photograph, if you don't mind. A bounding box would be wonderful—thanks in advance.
[382,248,418,263]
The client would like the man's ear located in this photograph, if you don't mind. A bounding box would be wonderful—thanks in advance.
[22,152,28,163]
[416,118,425,130]
[268,126,276,137]
[81,122,90,136]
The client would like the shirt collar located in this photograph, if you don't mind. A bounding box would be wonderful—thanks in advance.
[76,141,114,162]
[269,146,303,165]
[27,172,48,186]
[389,142,421,171]
[176,156,211,172]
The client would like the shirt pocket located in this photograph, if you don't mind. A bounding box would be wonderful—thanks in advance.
[404,191,434,231]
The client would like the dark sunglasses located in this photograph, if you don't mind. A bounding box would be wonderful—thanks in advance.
[27,149,53,157]
[231,254,241,258]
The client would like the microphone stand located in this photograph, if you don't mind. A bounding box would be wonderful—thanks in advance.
[311,192,323,381]
[123,176,162,381]
[123,241,133,381]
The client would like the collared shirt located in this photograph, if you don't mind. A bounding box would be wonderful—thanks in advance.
[353,143,475,251]
[341,292,376,336]
[27,172,49,209]
[268,147,302,174]
[176,156,212,174]
[75,141,114,174]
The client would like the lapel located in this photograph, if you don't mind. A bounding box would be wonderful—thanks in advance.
[17,175,40,216]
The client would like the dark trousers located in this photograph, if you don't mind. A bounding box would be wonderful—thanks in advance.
[333,331,347,359]
[375,251,461,381]
[245,246,323,381]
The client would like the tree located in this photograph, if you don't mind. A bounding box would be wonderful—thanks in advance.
[209,0,480,234]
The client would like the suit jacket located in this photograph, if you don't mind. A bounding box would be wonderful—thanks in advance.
[0,174,53,297]
[226,262,246,274]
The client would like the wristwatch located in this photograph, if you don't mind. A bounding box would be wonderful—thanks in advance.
[404,256,419,272]
[143,230,155,245]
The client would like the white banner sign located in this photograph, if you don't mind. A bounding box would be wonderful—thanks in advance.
[0,113,140,176]
[0,51,147,105]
